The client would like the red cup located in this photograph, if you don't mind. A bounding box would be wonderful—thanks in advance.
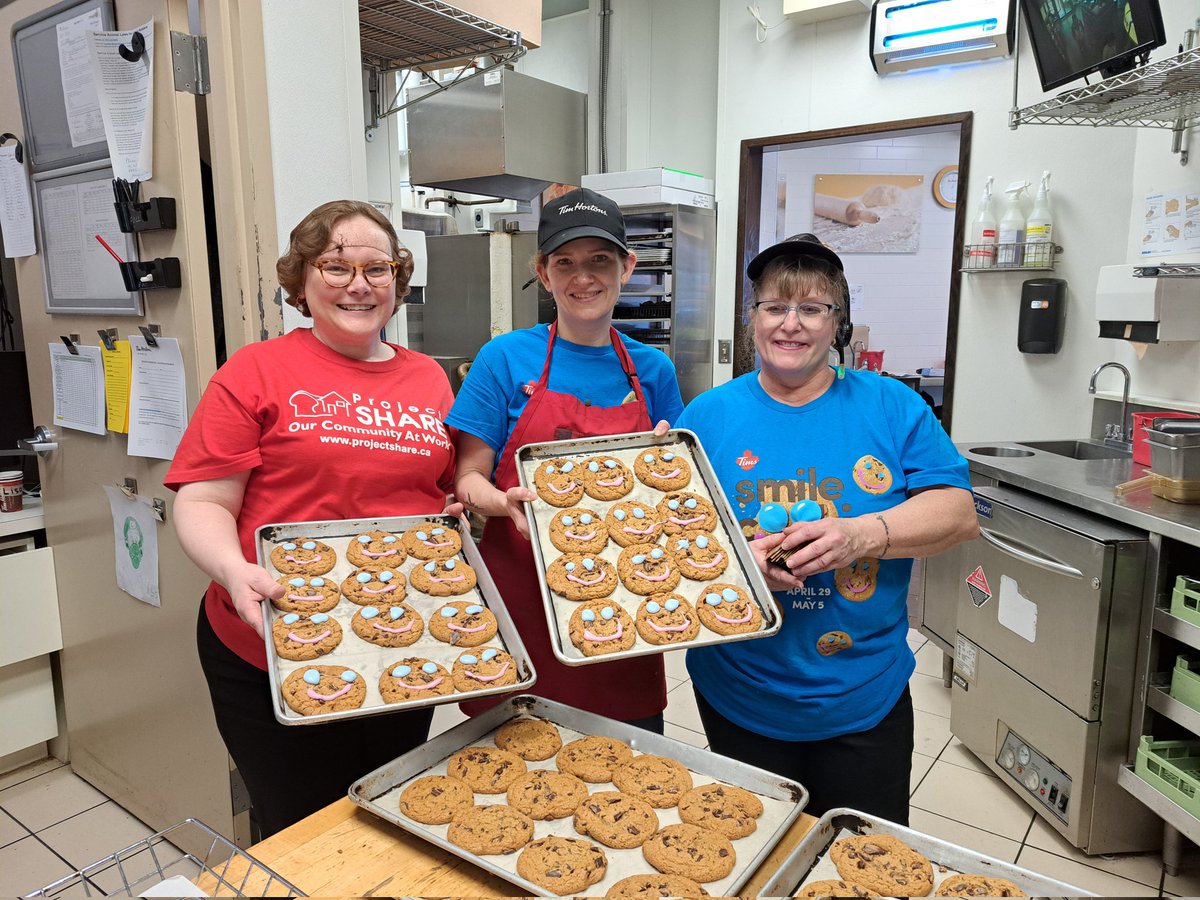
[0,470,23,513]
[860,350,885,373]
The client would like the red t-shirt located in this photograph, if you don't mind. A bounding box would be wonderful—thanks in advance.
[164,328,456,668]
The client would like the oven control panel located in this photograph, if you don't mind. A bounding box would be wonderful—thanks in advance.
[997,729,1072,824]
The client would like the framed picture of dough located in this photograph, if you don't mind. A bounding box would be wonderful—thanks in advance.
[811,174,924,254]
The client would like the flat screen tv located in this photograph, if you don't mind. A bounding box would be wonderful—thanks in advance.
[1020,0,1167,91]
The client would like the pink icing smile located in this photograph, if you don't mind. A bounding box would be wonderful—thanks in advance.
[287,629,332,644]
[548,481,579,494]
[687,553,725,569]
[670,514,705,526]
[465,662,511,682]
[650,468,681,480]
[373,619,415,634]
[448,621,488,633]
[401,676,444,691]
[567,530,597,541]
[596,475,625,487]
[431,574,466,583]
[307,682,353,701]
[584,621,625,642]
[363,584,397,594]
[713,605,753,625]
[286,592,325,602]
[362,547,400,558]
[634,566,672,582]
[422,539,453,547]
[622,524,656,535]
[649,616,692,633]
[841,579,871,594]
[568,570,607,586]
[284,554,322,565]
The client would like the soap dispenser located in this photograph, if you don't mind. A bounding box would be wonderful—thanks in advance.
[968,176,997,269]
[997,180,1029,267]
[1024,171,1054,267]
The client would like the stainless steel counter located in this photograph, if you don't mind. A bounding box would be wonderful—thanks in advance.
[958,442,1200,547]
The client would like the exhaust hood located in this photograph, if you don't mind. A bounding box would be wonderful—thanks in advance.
[407,69,586,202]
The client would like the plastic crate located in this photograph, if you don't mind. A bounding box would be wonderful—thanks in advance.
[1169,575,1200,627]
[1134,735,1200,819]
[1133,412,1200,466]
[1170,656,1200,712]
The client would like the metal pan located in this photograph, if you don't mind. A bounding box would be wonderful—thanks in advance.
[759,807,1095,897]
[515,429,782,666]
[348,694,808,898]
[256,514,536,726]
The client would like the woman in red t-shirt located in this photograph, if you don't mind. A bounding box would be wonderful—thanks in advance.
[166,200,457,838]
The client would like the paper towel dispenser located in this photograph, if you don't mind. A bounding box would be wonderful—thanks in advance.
[1095,264,1200,343]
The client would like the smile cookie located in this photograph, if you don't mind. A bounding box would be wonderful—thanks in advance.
[281,665,365,715]
[378,657,454,702]
[582,455,635,501]
[852,454,892,494]
[696,584,762,635]
[612,755,693,808]
[517,835,608,894]
[429,601,498,647]
[410,558,477,596]
[272,612,342,661]
[606,501,665,548]
[341,566,406,605]
[656,492,717,535]
[546,553,619,601]
[506,769,589,820]
[271,575,339,613]
[635,594,700,645]
[346,529,406,568]
[350,603,423,647]
[269,538,336,575]
[618,543,681,595]
[401,522,462,560]
[569,601,637,656]
[817,630,853,656]
[548,507,609,555]
[835,557,879,602]
[556,735,634,783]
[669,531,729,581]
[451,647,518,692]
[448,745,527,793]
[574,791,659,849]
[495,717,562,761]
[641,823,735,883]
[398,774,474,825]
[634,447,692,491]
[533,458,586,508]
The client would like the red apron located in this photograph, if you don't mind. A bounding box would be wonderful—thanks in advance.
[461,323,667,720]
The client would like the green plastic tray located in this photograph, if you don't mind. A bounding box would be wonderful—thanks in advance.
[1171,656,1200,713]
[1169,576,1200,628]
[1135,735,1200,819]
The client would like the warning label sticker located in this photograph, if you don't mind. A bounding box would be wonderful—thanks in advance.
[966,565,992,608]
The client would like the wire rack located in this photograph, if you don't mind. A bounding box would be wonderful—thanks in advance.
[960,242,1060,272]
[358,0,523,71]
[24,819,305,898]
[1134,263,1200,278]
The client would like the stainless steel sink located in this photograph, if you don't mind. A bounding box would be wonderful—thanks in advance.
[1018,440,1131,460]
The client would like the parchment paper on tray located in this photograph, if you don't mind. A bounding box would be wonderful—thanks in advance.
[516,429,781,666]
[760,808,1096,897]
[256,514,535,726]
[349,695,808,898]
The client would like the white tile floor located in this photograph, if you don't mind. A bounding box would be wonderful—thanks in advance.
[3,631,1200,897]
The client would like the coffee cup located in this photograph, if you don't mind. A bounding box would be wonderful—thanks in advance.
[0,470,23,513]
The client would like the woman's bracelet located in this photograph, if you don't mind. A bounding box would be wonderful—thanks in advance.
[875,514,891,558]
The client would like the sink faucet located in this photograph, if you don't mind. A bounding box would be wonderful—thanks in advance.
[1088,362,1132,449]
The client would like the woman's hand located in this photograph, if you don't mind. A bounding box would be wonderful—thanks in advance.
[505,486,538,539]
[225,561,285,638]
[771,517,875,578]
[652,419,671,437]
[441,498,466,519]
[748,531,807,591]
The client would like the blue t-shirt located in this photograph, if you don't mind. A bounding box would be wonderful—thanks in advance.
[447,324,685,459]
[677,368,971,741]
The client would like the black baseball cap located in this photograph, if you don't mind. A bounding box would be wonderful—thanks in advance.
[538,187,628,255]
[747,232,844,280]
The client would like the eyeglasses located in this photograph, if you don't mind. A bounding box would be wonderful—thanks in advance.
[310,258,400,288]
[753,301,837,323]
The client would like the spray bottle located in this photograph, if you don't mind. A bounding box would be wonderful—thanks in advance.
[1024,171,1054,267]
[968,176,998,269]
[997,180,1029,267]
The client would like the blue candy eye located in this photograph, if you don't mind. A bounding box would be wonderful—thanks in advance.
[613,509,626,521]
[632,554,646,564]
[633,508,645,519]
[340,670,356,682]
[705,593,721,606]
[565,562,576,572]
[302,541,317,551]
[580,514,592,525]
[677,540,689,550]
[604,459,617,469]
[663,452,675,461]
[379,570,393,582]
[460,654,478,665]
[357,572,372,583]
[481,648,498,661]
[303,669,321,684]
[282,543,297,551]
[582,558,595,571]
[361,607,379,619]
[582,609,596,622]
[358,535,371,544]
[392,665,412,677]
[588,461,600,472]
[445,559,456,570]
[665,598,680,611]
[288,577,305,587]
[601,606,614,620]
[643,454,654,463]
[383,535,397,543]
[424,562,436,572]
[466,604,483,615]
[546,465,556,475]
[431,528,444,536]
[421,662,438,674]
[310,577,325,587]
[311,613,330,624]
[696,536,709,548]
[722,588,740,603]
[415,531,428,541]
[390,607,405,620]
[562,516,574,526]
[561,461,574,473]
[441,607,456,617]
[283,613,300,624]
[651,548,664,559]
[646,601,662,614]
[668,499,680,510]
[685,498,697,509]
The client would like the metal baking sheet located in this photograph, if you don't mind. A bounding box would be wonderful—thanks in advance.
[515,429,782,666]
[348,694,808,898]
[256,515,536,726]
[759,807,1096,897]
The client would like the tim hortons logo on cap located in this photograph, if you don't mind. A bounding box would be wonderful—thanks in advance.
[736,450,760,471]
[559,202,608,216]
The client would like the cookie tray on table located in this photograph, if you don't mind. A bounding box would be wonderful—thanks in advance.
[759,807,1095,897]
[256,514,536,726]
[516,428,782,667]
[348,694,808,898]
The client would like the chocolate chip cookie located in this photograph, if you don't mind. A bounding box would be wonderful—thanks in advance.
[635,594,700,645]
[281,665,366,715]
[796,880,881,898]
[605,874,709,899]
[556,735,634,783]
[669,531,729,581]
[656,492,718,535]
[378,657,454,702]
[506,769,589,820]
[428,601,498,647]
[340,566,407,605]
[271,612,342,661]
[677,783,764,839]
[935,874,1025,897]
[516,835,607,895]
[548,507,610,555]
[401,522,462,560]
[349,603,423,647]
[447,804,534,855]
[398,774,474,825]
[447,746,527,793]
[641,824,735,883]
[271,574,339,614]
[533,458,587,508]
[546,552,619,602]
[581,455,635,501]
[409,557,477,596]
[269,538,336,575]
[606,501,665,548]
[618,543,682,595]
[572,790,659,848]
[345,529,406,568]
[634,447,692,492]
[696,584,762,636]
[829,834,934,898]
[569,601,637,656]
[495,717,563,761]
[451,647,518,692]
[612,755,693,808]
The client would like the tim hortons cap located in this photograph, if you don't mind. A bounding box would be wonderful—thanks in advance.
[746,232,845,280]
[538,187,628,255]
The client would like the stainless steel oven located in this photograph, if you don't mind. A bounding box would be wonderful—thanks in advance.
[936,485,1159,853]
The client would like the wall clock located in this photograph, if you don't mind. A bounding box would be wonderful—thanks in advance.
[933,165,958,209]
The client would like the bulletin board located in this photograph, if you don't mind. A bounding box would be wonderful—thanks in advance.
[12,0,116,172]
[32,159,141,315]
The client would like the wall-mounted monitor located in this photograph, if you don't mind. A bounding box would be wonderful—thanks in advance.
[1020,0,1167,92]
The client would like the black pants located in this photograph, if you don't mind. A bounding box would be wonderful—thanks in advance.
[196,604,433,838]
[694,686,914,825]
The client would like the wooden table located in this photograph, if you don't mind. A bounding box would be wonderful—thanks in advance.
[225,797,817,897]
